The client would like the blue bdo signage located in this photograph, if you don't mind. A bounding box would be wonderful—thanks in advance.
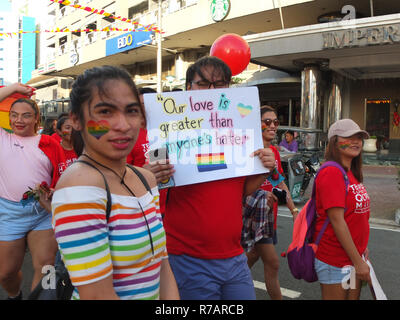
[106,30,153,56]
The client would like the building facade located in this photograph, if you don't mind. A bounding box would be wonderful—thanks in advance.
[245,1,400,154]
[0,1,36,86]
[30,0,400,153]
[0,10,19,86]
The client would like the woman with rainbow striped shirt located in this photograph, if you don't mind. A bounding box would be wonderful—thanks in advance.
[51,66,179,300]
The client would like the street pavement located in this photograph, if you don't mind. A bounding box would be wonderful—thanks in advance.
[0,165,398,300]
[2,214,398,301]
[252,214,400,300]
[362,165,399,222]
[291,164,400,224]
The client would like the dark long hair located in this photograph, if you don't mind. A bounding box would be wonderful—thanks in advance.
[69,65,144,156]
[324,136,363,182]
[56,115,68,131]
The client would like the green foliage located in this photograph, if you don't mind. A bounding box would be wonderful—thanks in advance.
[231,77,244,84]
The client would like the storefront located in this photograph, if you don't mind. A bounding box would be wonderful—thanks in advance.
[245,13,400,153]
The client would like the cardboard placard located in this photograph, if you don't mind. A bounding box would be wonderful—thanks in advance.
[144,87,268,186]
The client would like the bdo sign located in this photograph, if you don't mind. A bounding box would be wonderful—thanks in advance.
[106,30,153,56]
[118,33,133,49]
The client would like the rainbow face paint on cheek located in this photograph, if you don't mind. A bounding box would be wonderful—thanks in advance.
[262,122,267,132]
[338,141,351,149]
[87,120,111,139]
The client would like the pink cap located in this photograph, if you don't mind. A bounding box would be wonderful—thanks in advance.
[328,119,369,140]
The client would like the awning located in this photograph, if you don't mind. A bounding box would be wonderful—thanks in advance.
[26,75,58,88]
[239,68,300,87]
[245,14,400,80]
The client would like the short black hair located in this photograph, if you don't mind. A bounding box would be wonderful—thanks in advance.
[185,56,232,90]
[260,105,277,117]
[139,87,156,95]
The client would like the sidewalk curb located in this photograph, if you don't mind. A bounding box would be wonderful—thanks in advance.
[370,217,400,229]
[278,206,400,229]
[394,209,400,225]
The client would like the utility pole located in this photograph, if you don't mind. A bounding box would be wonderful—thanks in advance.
[370,0,374,17]
[277,0,285,29]
[157,0,162,93]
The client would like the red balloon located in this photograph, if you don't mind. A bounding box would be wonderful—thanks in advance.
[210,33,251,76]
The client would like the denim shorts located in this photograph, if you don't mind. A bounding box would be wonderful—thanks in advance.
[0,197,52,241]
[257,229,278,245]
[168,253,256,300]
[314,258,354,285]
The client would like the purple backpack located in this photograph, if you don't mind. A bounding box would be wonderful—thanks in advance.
[285,161,349,282]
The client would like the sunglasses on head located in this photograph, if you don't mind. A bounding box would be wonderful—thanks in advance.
[262,119,280,127]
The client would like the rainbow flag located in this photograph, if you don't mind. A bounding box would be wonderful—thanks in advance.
[196,153,227,172]
[0,86,33,132]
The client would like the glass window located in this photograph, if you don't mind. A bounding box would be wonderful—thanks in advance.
[366,99,390,148]
[261,98,301,127]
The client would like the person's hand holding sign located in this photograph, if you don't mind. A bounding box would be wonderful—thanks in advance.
[251,147,276,171]
[243,147,276,197]
[143,160,175,185]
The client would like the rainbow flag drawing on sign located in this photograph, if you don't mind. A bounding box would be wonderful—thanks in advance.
[196,153,227,172]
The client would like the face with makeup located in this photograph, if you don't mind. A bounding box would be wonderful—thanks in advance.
[74,79,142,161]
[261,111,279,144]
[9,101,39,137]
[337,133,364,160]
[60,118,73,143]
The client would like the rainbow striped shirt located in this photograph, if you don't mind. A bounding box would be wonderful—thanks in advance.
[51,186,167,300]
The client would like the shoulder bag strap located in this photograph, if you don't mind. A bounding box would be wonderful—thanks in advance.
[75,160,112,221]
[314,161,349,245]
[126,164,152,195]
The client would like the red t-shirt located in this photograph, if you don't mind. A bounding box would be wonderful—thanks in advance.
[126,128,167,213]
[164,177,246,259]
[259,145,284,230]
[61,146,78,168]
[314,167,370,268]
[127,128,149,167]
[51,132,62,143]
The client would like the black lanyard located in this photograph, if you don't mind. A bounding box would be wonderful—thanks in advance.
[81,154,155,257]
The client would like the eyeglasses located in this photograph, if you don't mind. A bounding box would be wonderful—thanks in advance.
[9,113,35,121]
[191,80,229,89]
[262,119,280,127]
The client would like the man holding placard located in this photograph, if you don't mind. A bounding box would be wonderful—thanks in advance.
[145,56,276,300]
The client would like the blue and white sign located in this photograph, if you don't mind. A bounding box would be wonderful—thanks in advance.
[106,30,153,56]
